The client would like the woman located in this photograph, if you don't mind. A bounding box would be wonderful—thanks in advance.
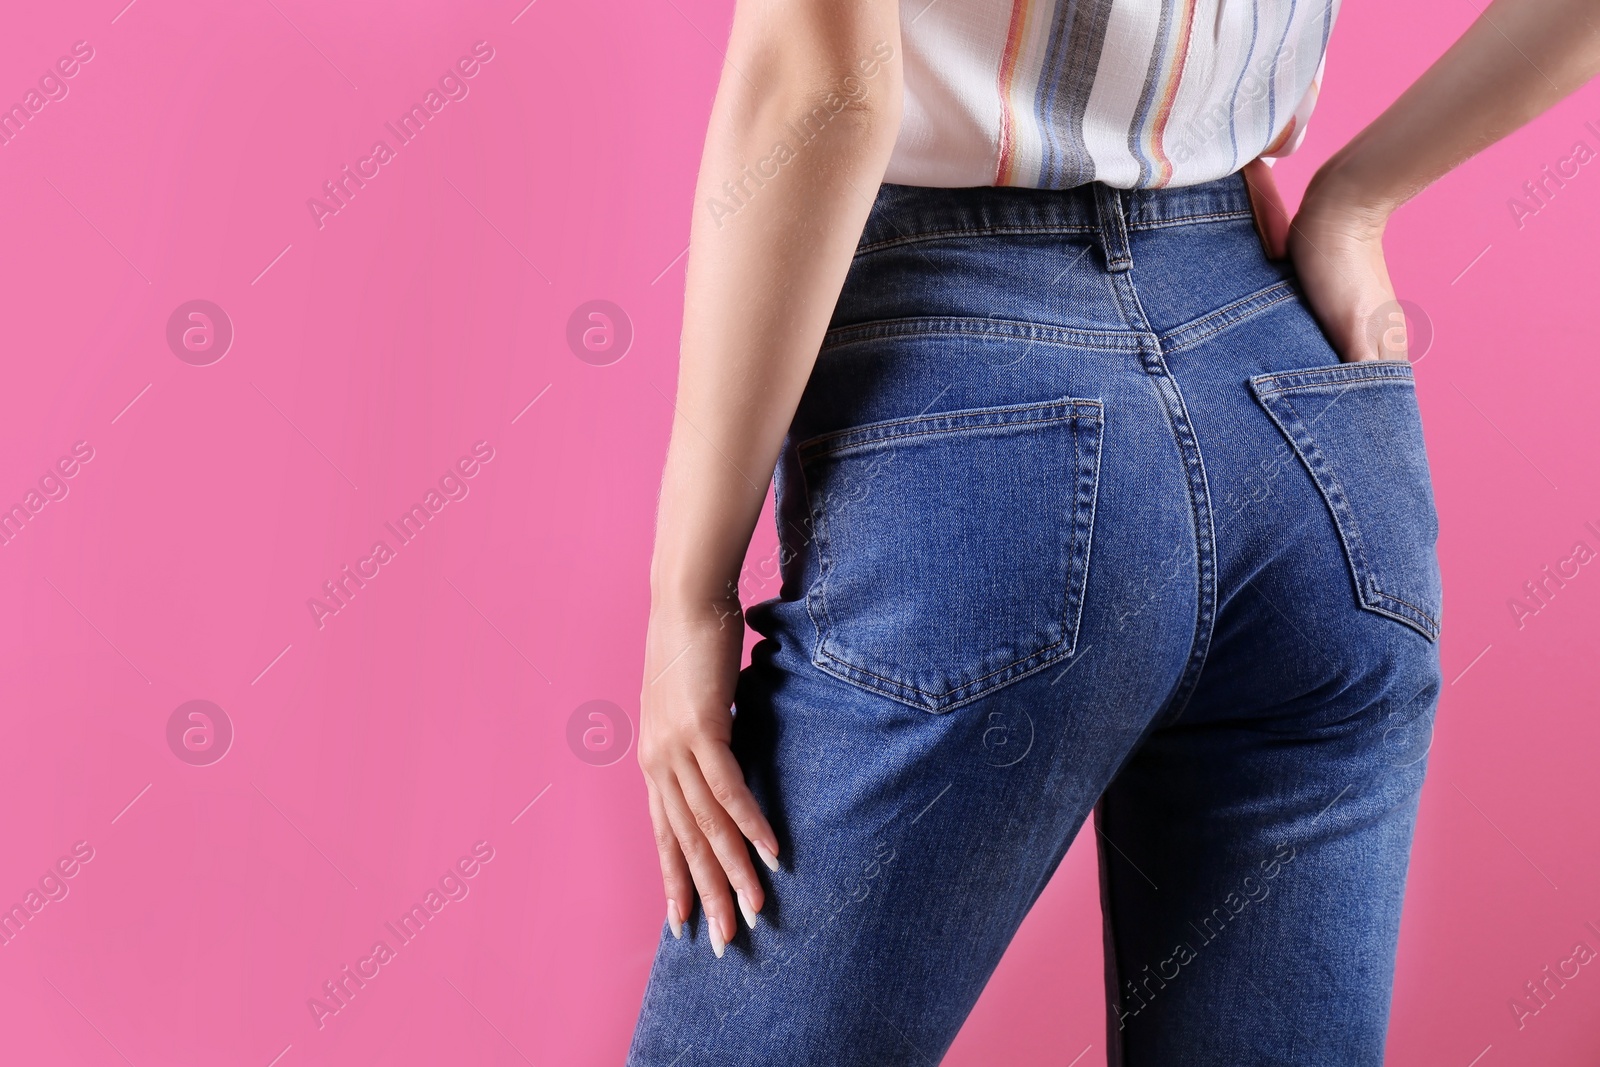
[629,1,1599,1063]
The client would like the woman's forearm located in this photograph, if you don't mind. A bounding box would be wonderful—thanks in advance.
[1317,0,1600,213]
[649,2,902,612]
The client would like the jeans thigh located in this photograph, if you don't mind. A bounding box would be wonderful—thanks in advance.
[628,631,1143,1066]
[1094,296,1442,1066]
[1097,602,1437,1067]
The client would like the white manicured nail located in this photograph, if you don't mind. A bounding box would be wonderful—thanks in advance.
[737,890,759,929]
[754,842,779,872]
[709,916,727,958]
[667,900,683,940]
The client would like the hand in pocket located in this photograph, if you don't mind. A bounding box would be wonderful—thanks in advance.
[1272,160,1410,364]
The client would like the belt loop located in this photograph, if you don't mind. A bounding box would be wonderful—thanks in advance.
[1092,183,1133,272]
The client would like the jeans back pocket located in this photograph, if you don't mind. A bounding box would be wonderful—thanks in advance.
[796,397,1104,712]
[1249,361,1442,641]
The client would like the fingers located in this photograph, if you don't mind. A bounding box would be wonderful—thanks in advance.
[676,756,767,924]
[1242,157,1289,261]
[658,778,740,958]
[647,786,694,940]
[1364,301,1411,362]
[693,741,780,873]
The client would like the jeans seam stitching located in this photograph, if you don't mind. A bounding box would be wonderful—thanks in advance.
[854,211,1253,255]
[856,224,1099,255]
[820,317,1148,353]
[1366,591,1442,638]
[799,411,1099,460]
[1255,376,1415,397]
[1124,208,1254,230]
[1375,589,1438,617]
[1154,353,1219,729]
[798,396,1101,444]
[1159,282,1299,354]
[1113,270,1217,730]
[815,636,1072,703]
[1365,601,1441,639]
[1064,414,1104,661]
[1251,362,1414,391]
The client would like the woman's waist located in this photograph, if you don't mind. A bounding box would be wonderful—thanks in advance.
[833,172,1291,340]
[854,172,1255,253]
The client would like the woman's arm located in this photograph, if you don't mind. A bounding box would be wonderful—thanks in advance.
[1289,0,1600,361]
[639,0,902,956]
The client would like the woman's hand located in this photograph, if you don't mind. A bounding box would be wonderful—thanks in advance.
[1279,0,1600,362]
[1286,169,1408,364]
[638,597,780,958]
[633,0,901,960]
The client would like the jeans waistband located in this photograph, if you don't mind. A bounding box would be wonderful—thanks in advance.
[856,171,1256,264]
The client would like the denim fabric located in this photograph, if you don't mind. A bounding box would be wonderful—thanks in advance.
[628,172,1442,1066]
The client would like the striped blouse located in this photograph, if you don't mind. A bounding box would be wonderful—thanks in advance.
[885,0,1340,189]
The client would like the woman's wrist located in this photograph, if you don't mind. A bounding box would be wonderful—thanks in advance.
[1302,125,1424,227]
[1297,154,1397,241]
[644,590,745,675]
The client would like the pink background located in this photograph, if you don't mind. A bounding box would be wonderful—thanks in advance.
[1,1,1597,1063]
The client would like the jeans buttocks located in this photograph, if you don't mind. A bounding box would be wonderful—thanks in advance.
[1249,360,1442,641]
[795,396,1104,713]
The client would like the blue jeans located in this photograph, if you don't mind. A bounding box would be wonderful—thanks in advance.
[629,173,1442,1066]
